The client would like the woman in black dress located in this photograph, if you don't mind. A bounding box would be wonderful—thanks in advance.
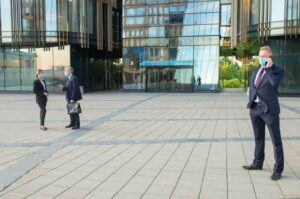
[33,70,48,131]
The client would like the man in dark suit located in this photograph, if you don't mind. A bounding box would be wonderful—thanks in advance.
[243,46,284,181]
[61,67,82,130]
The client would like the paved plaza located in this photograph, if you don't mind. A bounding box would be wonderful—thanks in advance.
[0,91,299,199]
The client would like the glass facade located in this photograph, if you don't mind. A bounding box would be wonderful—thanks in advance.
[123,0,220,92]
[243,0,300,93]
[1,0,12,43]
[268,39,300,94]
[0,0,122,92]
[0,48,35,91]
[0,45,123,92]
[220,0,231,47]
[249,0,300,37]
[250,0,259,25]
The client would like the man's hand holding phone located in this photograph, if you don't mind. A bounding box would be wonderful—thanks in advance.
[265,57,273,68]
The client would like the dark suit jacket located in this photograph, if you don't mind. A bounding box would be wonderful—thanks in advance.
[33,79,48,103]
[63,75,82,102]
[247,65,284,114]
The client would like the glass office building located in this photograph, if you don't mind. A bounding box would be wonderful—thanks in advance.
[233,0,300,94]
[123,0,221,92]
[0,0,122,92]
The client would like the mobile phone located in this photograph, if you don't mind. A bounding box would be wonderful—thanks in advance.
[264,56,272,68]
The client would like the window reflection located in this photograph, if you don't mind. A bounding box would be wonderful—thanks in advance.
[58,0,68,32]
[123,0,221,91]
[221,4,231,25]
[22,0,34,39]
[45,0,57,42]
[287,0,298,20]
[271,0,285,22]
[5,49,21,91]
[53,46,71,91]
[0,49,4,90]
[88,0,96,34]
[250,0,259,25]
[36,46,71,91]
[20,48,36,91]
[0,0,122,92]
[1,0,12,43]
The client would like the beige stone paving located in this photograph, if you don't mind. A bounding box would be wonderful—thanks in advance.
[0,92,299,199]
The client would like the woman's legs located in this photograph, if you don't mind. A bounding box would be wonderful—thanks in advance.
[38,101,47,126]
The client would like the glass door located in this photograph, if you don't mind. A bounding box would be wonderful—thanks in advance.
[146,67,193,92]
[146,68,160,92]
[170,67,194,92]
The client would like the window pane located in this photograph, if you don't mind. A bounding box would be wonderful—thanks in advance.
[58,0,69,32]
[0,49,4,90]
[271,0,285,22]
[221,4,231,25]
[5,49,21,91]
[45,0,57,42]
[123,0,221,91]
[53,46,71,91]
[36,48,54,90]
[1,0,12,42]
[22,0,34,39]
[88,0,96,34]
[250,0,259,25]
[220,26,231,37]
[20,48,36,91]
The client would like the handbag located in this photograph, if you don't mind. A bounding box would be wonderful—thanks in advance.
[67,102,82,114]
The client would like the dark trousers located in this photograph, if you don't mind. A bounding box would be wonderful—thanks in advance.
[37,101,47,126]
[250,103,284,173]
[69,113,80,127]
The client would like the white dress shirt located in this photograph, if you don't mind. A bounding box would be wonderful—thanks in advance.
[40,79,46,91]
[66,74,72,86]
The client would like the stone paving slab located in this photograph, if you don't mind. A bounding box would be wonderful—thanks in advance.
[0,91,299,199]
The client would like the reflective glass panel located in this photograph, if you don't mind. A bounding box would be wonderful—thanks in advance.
[5,49,21,91]
[271,0,285,22]
[0,49,4,90]
[45,0,57,42]
[250,0,259,25]
[123,0,220,91]
[221,4,231,25]
[1,0,12,42]
[20,48,36,91]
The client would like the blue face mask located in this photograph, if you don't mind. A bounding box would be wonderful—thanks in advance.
[40,74,46,79]
[64,71,69,77]
[259,57,267,67]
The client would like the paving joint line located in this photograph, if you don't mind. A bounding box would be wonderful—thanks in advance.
[0,94,162,192]
[236,119,258,199]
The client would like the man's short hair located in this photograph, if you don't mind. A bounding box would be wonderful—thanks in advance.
[66,67,74,73]
[35,69,43,79]
[259,46,273,55]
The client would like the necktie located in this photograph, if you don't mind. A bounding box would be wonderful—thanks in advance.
[255,68,265,88]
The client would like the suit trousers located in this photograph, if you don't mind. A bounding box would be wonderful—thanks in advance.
[250,103,284,173]
[69,113,80,127]
[37,101,47,126]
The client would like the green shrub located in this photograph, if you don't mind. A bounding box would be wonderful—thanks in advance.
[223,78,241,88]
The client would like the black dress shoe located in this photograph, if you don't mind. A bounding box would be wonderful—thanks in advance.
[72,126,80,130]
[271,172,282,181]
[65,124,73,128]
[242,164,263,170]
[40,126,48,131]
